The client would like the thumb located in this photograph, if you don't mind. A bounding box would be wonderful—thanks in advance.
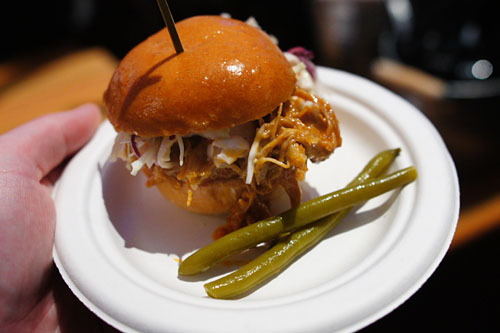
[0,104,102,181]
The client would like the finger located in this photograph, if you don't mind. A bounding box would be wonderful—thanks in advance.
[0,104,102,181]
[40,155,71,188]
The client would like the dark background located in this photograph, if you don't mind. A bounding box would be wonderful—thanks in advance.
[2,0,499,331]
[1,1,315,63]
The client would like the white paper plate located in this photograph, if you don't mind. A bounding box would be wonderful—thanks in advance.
[53,67,459,333]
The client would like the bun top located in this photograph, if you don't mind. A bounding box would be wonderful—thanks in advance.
[104,15,296,137]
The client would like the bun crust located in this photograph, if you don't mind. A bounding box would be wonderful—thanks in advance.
[105,15,296,137]
[154,175,246,214]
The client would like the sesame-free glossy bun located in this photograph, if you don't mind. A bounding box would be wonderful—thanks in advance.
[104,15,296,137]
[154,174,247,214]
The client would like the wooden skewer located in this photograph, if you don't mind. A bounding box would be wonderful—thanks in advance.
[156,0,184,54]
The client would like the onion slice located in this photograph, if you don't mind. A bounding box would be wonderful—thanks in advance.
[131,135,141,158]
[287,46,316,80]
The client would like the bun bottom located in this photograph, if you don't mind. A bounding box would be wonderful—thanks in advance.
[154,175,247,214]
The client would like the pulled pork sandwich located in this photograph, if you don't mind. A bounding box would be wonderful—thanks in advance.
[105,15,341,238]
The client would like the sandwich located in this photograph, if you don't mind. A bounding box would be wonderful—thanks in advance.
[105,15,341,238]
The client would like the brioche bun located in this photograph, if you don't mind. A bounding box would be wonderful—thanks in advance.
[104,15,296,137]
[154,174,247,214]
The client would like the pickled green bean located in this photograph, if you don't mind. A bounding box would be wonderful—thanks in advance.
[179,149,407,276]
[181,166,416,276]
[204,150,412,299]
[204,211,350,299]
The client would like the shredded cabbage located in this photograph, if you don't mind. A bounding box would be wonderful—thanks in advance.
[157,136,176,168]
[109,132,132,162]
[285,52,315,93]
[176,135,185,167]
[111,134,183,175]
[212,136,249,150]
[246,127,263,184]
[199,128,230,140]
[111,130,251,176]
[211,136,249,166]
[130,139,160,176]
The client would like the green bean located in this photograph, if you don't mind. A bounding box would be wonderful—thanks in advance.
[182,167,416,276]
[179,149,405,276]
[203,149,410,299]
[204,212,349,299]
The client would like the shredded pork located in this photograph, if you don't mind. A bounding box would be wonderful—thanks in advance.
[140,88,341,238]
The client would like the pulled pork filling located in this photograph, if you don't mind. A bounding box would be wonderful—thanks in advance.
[110,88,341,238]
[219,88,341,237]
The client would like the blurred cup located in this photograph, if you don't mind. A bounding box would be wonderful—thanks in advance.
[310,0,388,77]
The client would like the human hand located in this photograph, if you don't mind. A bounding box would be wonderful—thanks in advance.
[0,104,116,332]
